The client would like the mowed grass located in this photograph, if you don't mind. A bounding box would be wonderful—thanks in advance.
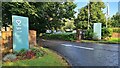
[107,38,120,43]
[81,38,120,44]
[3,48,68,66]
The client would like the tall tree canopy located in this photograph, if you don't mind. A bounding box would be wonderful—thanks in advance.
[75,2,106,29]
[62,18,75,31]
[111,12,120,27]
[2,2,76,33]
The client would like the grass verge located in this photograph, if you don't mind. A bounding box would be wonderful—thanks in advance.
[81,38,120,44]
[2,48,69,66]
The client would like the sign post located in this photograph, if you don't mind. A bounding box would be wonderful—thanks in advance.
[93,23,102,40]
[12,15,29,51]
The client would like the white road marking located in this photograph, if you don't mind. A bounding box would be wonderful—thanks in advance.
[61,44,94,50]
[73,46,94,50]
[61,44,73,46]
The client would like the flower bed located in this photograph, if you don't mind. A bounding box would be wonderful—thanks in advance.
[3,47,46,62]
[3,48,69,66]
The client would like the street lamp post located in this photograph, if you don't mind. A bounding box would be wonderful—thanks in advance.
[88,1,90,29]
[106,2,109,28]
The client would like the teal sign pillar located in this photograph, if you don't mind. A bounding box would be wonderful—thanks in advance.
[12,15,29,51]
[93,23,102,40]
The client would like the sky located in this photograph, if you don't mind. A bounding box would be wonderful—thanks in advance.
[74,2,119,18]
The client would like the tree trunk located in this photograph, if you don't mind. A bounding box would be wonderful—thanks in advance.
[76,29,81,42]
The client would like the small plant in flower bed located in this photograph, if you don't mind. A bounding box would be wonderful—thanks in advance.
[30,47,45,58]
[3,47,46,62]
[24,50,35,59]
[15,47,45,60]
[3,54,17,62]
[14,50,35,60]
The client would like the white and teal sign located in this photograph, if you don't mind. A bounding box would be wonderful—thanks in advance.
[12,15,29,51]
[93,23,102,40]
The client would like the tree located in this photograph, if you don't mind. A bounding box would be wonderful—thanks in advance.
[44,2,76,32]
[62,18,75,31]
[2,2,40,31]
[75,2,106,29]
[0,2,2,28]
[111,12,120,27]
[2,2,76,34]
[74,1,106,41]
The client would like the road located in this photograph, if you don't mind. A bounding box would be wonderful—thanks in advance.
[42,40,119,66]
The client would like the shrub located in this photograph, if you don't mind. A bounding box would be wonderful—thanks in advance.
[92,33,99,40]
[35,52,43,58]
[3,54,17,62]
[24,50,35,59]
[17,49,27,56]
[113,28,120,33]
[30,47,45,58]
[43,33,76,41]
[102,27,113,39]
[84,29,95,40]
[15,48,45,60]
[3,47,46,62]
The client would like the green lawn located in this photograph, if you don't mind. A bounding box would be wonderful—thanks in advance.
[81,38,120,44]
[3,48,68,66]
[107,38,120,43]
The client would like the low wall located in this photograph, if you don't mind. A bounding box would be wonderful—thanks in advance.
[29,30,37,48]
[1,31,12,49]
[112,33,120,38]
[1,30,37,49]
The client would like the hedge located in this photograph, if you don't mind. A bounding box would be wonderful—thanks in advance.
[43,33,76,41]
[102,27,113,39]
[113,28,120,33]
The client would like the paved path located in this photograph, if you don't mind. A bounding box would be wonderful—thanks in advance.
[42,40,119,66]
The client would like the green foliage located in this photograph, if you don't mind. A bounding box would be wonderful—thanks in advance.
[43,33,76,41]
[81,38,120,44]
[2,2,76,34]
[113,28,120,33]
[102,27,113,39]
[35,52,43,58]
[3,48,68,66]
[17,49,27,56]
[108,38,120,43]
[84,29,95,40]
[74,20,88,29]
[62,18,75,30]
[13,48,45,60]
[111,12,120,27]
[30,47,45,58]
[75,2,106,29]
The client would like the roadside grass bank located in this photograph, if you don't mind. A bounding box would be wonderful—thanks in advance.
[43,33,119,44]
[3,48,69,66]
[81,38,120,44]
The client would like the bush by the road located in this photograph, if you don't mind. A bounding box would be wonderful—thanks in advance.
[102,27,113,39]
[83,28,113,40]
[113,28,120,33]
[84,29,95,40]
[43,33,76,41]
